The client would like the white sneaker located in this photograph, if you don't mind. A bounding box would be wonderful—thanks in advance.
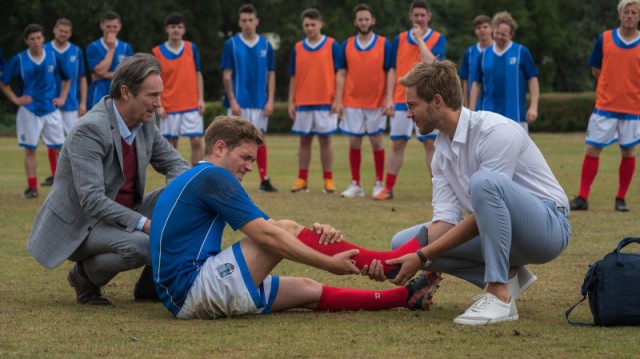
[341,182,364,198]
[453,293,519,325]
[508,266,537,300]
[372,181,384,198]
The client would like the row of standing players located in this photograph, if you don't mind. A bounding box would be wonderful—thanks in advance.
[1,1,636,211]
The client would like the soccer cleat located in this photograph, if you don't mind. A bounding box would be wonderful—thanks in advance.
[373,187,393,200]
[340,181,364,198]
[453,293,519,325]
[508,266,537,300]
[323,178,336,193]
[41,176,54,186]
[615,197,629,212]
[405,271,442,311]
[260,178,278,192]
[291,178,309,193]
[23,187,39,199]
[569,196,588,211]
[372,181,385,198]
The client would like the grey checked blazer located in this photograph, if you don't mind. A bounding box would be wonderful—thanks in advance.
[27,97,190,269]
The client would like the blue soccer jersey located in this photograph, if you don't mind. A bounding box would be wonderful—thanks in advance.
[220,34,274,109]
[475,42,539,122]
[459,43,486,110]
[150,162,268,317]
[86,38,133,108]
[45,41,85,112]
[1,48,69,116]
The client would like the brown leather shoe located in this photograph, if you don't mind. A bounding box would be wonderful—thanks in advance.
[133,265,160,301]
[67,262,112,305]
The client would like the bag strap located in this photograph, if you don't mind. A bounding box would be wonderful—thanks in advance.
[565,296,592,326]
[616,237,640,262]
[566,264,599,326]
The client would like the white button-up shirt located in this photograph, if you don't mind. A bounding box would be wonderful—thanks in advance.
[431,107,569,225]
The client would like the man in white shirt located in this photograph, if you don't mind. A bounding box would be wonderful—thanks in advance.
[364,60,570,325]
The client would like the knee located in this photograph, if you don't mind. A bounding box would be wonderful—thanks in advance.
[116,234,149,268]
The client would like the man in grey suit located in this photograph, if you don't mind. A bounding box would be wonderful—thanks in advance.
[27,53,190,305]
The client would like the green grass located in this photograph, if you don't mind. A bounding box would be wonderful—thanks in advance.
[1,133,639,358]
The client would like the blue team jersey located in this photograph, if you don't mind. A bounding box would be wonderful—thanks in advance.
[220,34,274,109]
[86,38,133,108]
[45,41,85,111]
[475,42,538,122]
[150,162,268,317]
[1,48,69,116]
[459,43,486,110]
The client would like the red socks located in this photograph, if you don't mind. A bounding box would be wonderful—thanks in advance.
[578,155,599,200]
[385,173,397,192]
[47,148,58,176]
[323,171,333,180]
[296,228,421,276]
[617,156,636,200]
[298,168,308,181]
[349,148,361,185]
[373,149,385,183]
[315,285,408,311]
[257,145,268,181]
[28,177,37,190]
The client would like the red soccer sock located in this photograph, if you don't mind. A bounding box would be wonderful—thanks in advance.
[257,145,268,181]
[315,285,408,311]
[298,168,309,181]
[385,173,397,191]
[617,156,636,199]
[373,149,385,183]
[578,155,599,200]
[349,148,361,185]
[296,227,421,276]
[28,177,37,190]
[47,148,58,176]
[323,171,333,180]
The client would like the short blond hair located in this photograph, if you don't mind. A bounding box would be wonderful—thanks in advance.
[204,116,264,155]
[399,60,463,110]
[492,11,517,36]
[618,0,640,14]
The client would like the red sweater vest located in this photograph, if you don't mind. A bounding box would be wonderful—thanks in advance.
[115,138,139,209]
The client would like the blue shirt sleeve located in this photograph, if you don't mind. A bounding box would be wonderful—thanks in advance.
[474,52,483,83]
[331,40,342,72]
[588,34,604,69]
[520,46,539,79]
[192,43,202,72]
[289,47,296,76]
[267,41,275,71]
[78,48,86,77]
[390,35,399,69]
[125,43,133,56]
[336,41,347,70]
[56,52,71,81]
[459,47,470,79]
[432,34,446,61]
[383,38,392,71]
[1,54,20,85]
[220,38,234,71]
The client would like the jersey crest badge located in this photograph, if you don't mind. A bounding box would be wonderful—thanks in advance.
[48,65,54,73]
[217,263,235,278]
[70,56,76,63]
[260,50,267,57]
[509,57,517,65]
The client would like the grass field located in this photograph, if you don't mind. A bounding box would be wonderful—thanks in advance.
[1,132,639,358]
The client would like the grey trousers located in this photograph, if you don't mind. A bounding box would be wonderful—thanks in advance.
[68,189,162,286]
[391,171,570,288]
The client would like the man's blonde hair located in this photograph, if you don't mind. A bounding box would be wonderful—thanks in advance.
[399,60,463,110]
[204,116,264,155]
[492,11,517,36]
[618,0,640,14]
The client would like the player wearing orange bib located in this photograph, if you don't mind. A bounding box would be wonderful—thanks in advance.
[375,0,446,200]
[570,0,640,212]
[288,8,342,193]
[153,13,205,166]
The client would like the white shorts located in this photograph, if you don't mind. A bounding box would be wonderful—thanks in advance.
[389,110,437,141]
[586,112,640,149]
[176,242,280,319]
[160,110,204,139]
[339,107,386,136]
[292,110,338,136]
[60,110,79,136]
[16,106,64,149]
[227,108,269,133]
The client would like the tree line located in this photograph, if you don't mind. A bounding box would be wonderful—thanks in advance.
[0,0,621,108]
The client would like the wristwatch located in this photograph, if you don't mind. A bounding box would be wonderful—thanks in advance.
[416,249,432,267]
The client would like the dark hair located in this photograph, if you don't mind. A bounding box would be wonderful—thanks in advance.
[301,8,322,21]
[109,53,162,99]
[164,12,184,27]
[353,3,374,18]
[238,3,258,16]
[24,24,44,39]
[410,0,430,12]
[473,15,491,28]
[204,116,264,155]
[102,10,121,22]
